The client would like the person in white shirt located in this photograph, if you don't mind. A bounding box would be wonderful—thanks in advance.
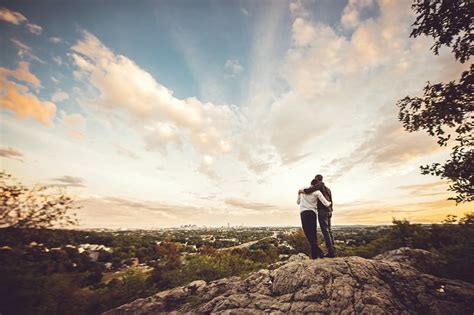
[297,179,332,259]
[299,174,336,258]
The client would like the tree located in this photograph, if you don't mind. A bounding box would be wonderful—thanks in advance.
[410,0,471,63]
[442,214,458,224]
[459,212,474,225]
[0,171,79,228]
[397,0,473,203]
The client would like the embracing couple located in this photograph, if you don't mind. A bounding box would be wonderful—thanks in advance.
[297,174,336,259]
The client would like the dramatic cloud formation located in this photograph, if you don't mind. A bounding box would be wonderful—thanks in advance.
[0,7,42,34]
[265,0,465,166]
[0,62,56,127]
[70,31,237,159]
[1,0,469,228]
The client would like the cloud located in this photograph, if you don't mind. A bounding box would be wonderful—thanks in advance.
[0,62,56,127]
[197,155,220,180]
[241,8,249,16]
[10,39,44,63]
[323,118,442,180]
[269,92,328,164]
[292,17,316,46]
[224,59,244,77]
[77,195,210,228]
[49,37,63,44]
[115,144,139,159]
[70,30,237,158]
[0,7,27,24]
[49,175,85,187]
[263,0,466,171]
[25,23,42,35]
[397,181,450,197]
[50,76,59,84]
[224,198,277,211]
[52,55,64,66]
[289,0,308,18]
[60,111,86,139]
[335,198,473,225]
[0,7,42,34]
[52,91,69,102]
[341,0,375,29]
[0,147,23,161]
[75,193,292,229]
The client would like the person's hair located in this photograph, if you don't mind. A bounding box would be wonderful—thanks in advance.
[314,174,323,182]
[310,179,318,186]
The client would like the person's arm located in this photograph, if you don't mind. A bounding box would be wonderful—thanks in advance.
[297,193,301,205]
[302,182,323,194]
[315,191,331,207]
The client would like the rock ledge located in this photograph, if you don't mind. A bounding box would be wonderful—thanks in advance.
[104,248,474,314]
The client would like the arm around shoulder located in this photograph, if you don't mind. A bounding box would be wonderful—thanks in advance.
[315,191,331,207]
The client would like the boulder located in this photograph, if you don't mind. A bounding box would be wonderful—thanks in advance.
[104,248,474,315]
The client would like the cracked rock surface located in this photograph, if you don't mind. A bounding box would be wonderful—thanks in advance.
[103,248,474,314]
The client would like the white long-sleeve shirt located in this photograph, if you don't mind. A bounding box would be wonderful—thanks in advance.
[297,188,331,214]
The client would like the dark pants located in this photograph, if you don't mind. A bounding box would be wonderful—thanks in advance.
[318,209,336,255]
[300,210,323,259]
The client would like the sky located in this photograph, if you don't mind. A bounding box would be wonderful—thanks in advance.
[0,0,471,229]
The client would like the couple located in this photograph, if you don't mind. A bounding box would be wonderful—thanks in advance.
[297,174,335,259]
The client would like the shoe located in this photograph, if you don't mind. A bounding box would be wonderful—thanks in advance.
[311,248,325,259]
[311,253,323,259]
[324,252,336,258]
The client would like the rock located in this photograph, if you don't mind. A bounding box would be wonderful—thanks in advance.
[103,248,474,315]
[373,247,444,275]
[268,253,309,270]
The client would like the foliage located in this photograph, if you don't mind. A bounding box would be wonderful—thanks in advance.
[397,0,473,203]
[410,0,472,63]
[84,269,156,314]
[285,228,311,256]
[0,172,79,228]
[150,245,275,290]
[1,215,473,314]
[335,213,474,282]
[397,66,474,202]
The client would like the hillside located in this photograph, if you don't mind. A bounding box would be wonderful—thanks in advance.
[104,248,474,314]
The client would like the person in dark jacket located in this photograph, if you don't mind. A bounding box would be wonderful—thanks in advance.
[297,179,332,259]
[298,174,336,257]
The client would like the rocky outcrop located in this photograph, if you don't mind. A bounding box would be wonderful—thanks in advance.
[104,248,474,314]
[373,247,444,275]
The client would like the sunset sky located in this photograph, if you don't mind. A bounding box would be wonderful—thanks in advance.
[1,0,471,229]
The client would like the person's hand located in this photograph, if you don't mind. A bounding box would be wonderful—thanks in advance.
[298,189,304,194]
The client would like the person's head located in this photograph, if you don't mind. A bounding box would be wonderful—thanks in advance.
[314,174,323,182]
[310,179,318,186]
